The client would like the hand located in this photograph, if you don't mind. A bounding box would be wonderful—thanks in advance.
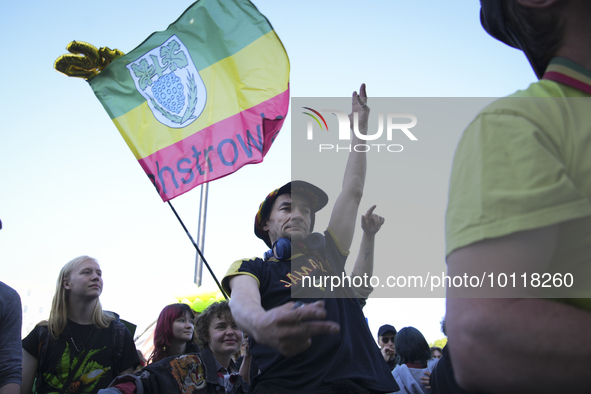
[361,205,384,236]
[349,83,369,133]
[381,345,395,362]
[241,337,250,357]
[251,301,340,357]
[420,371,431,389]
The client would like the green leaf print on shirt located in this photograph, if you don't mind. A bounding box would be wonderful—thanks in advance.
[42,343,111,393]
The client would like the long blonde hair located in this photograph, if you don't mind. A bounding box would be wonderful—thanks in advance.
[45,255,114,339]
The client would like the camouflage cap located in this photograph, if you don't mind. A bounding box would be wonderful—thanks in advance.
[254,181,329,248]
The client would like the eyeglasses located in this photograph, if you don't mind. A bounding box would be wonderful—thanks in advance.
[381,337,395,344]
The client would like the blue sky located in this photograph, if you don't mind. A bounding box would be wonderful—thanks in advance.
[0,1,537,342]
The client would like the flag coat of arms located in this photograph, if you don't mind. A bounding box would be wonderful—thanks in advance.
[89,0,289,201]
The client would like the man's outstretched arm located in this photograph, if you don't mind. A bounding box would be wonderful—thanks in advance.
[328,83,370,252]
[446,224,591,394]
[228,275,340,357]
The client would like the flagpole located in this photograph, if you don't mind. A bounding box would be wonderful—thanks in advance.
[194,183,209,286]
[167,200,229,300]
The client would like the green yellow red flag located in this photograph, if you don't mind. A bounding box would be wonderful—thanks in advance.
[87,0,289,201]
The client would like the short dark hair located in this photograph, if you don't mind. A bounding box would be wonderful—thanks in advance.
[394,327,432,368]
[502,0,564,75]
[194,301,234,349]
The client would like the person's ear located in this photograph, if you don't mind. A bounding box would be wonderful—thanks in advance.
[517,0,564,9]
[262,219,270,232]
[63,278,71,290]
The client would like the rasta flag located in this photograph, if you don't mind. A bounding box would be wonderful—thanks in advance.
[87,0,289,201]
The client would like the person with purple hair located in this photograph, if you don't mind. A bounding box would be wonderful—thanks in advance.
[148,303,199,364]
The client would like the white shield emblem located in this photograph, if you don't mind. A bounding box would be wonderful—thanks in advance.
[126,35,206,128]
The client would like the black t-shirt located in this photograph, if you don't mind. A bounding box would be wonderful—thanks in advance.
[223,230,399,394]
[22,320,140,394]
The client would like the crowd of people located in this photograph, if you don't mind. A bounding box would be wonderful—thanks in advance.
[2,0,591,393]
[0,253,446,394]
[0,83,447,394]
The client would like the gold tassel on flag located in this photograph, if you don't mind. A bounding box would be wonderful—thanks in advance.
[54,41,124,80]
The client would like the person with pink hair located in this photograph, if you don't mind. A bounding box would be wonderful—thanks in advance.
[148,303,199,364]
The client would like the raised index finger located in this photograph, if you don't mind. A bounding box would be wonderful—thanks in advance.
[359,83,367,99]
[365,205,377,217]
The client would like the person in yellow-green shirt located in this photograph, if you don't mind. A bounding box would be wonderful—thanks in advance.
[445,1,591,393]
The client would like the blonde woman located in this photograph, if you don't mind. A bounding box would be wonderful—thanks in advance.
[21,256,139,394]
